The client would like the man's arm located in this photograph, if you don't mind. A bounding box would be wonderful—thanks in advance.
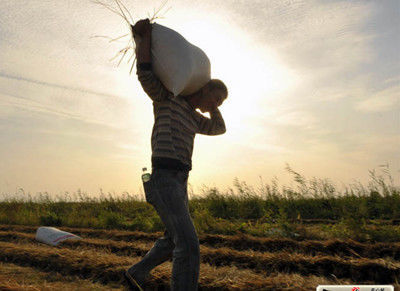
[196,108,226,135]
[132,19,172,102]
[133,19,152,64]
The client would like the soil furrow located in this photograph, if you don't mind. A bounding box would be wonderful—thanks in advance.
[0,231,398,283]
[0,261,123,290]
[1,224,399,260]
[0,241,355,290]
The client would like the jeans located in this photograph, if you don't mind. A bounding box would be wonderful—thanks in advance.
[139,168,200,291]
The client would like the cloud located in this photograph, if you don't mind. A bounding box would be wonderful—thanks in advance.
[339,134,400,167]
[354,85,400,113]
[0,92,90,122]
[218,0,377,106]
[0,73,122,99]
[221,0,374,67]
[0,73,137,130]
[384,76,400,85]
[273,110,317,128]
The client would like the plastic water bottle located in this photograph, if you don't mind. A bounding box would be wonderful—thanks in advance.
[142,167,151,183]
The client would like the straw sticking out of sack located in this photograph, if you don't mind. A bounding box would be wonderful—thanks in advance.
[92,0,171,74]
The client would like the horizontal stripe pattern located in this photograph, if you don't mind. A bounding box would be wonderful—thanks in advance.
[137,66,226,170]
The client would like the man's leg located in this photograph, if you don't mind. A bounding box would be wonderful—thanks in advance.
[128,229,174,276]
[150,169,200,291]
[127,169,194,284]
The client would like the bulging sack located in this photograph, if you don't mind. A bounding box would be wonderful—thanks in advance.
[134,22,211,96]
[35,226,81,246]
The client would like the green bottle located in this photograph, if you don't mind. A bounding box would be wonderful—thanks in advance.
[142,167,151,183]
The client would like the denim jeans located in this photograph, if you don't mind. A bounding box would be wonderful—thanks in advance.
[139,168,200,291]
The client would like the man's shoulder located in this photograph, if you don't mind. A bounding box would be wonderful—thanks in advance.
[175,95,197,111]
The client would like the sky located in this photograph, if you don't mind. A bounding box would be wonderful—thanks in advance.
[0,0,399,199]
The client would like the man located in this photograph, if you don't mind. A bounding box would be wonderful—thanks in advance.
[125,19,227,291]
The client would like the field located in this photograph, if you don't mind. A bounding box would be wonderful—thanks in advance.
[0,224,399,290]
[0,166,399,290]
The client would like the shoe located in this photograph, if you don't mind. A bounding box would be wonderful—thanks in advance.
[124,270,145,291]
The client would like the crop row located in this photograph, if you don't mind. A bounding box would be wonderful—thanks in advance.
[1,224,399,260]
[0,240,351,290]
[0,261,119,290]
[0,231,398,283]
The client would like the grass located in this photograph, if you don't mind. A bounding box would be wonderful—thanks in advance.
[0,164,399,242]
[2,233,400,284]
[1,240,359,290]
[0,262,123,290]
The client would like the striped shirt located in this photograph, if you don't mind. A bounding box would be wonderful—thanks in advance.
[136,63,226,171]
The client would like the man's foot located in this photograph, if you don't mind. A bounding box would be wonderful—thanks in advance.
[124,266,148,291]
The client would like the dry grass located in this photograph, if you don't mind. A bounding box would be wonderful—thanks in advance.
[0,239,361,290]
[1,224,399,260]
[0,229,399,285]
[92,0,171,74]
[0,224,399,288]
[0,242,344,290]
[0,262,122,290]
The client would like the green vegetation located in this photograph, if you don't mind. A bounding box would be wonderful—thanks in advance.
[1,164,399,242]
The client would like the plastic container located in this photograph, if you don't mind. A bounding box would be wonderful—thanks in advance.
[142,167,151,183]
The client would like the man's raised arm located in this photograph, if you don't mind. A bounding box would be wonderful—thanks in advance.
[196,108,226,135]
[132,19,171,102]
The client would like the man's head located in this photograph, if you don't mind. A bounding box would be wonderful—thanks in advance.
[198,79,228,113]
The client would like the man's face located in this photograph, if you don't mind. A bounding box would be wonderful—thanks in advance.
[199,88,225,113]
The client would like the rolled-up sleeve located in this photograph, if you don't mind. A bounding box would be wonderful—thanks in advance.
[136,63,173,102]
[196,108,226,135]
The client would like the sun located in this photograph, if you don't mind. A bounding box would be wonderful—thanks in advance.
[165,17,298,135]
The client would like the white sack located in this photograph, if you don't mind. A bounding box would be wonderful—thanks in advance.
[134,22,211,96]
[35,226,81,246]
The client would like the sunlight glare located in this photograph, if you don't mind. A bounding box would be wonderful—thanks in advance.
[170,17,299,138]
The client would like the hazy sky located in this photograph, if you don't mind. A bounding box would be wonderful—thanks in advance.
[0,0,399,198]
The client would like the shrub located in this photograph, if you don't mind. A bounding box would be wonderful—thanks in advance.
[39,212,62,226]
[127,215,153,231]
[98,211,123,229]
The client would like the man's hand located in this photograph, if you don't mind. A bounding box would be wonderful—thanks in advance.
[131,19,152,37]
[133,19,152,64]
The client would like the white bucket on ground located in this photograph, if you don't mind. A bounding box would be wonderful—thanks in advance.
[35,226,81,246]
[134,22,211,97]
